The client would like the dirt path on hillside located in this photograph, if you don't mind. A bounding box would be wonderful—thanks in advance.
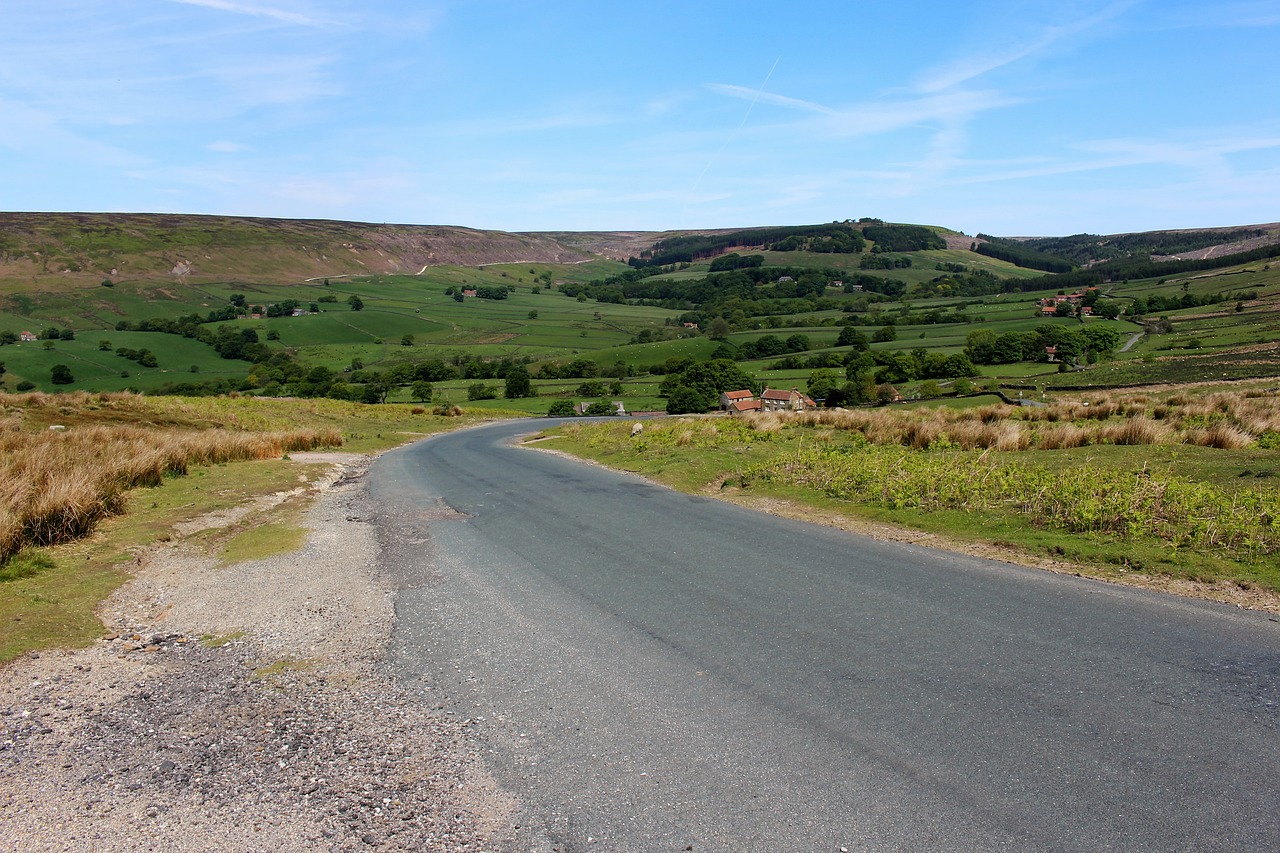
[0,454,516,852]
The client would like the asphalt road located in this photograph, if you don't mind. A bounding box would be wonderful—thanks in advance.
[370,419,1280,852]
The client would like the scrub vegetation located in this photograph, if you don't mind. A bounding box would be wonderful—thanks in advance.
[550,384,1280,597]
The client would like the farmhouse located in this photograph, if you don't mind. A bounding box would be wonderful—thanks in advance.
[719,389,755,410]
[760,387,816,412]
[20,331,37,342]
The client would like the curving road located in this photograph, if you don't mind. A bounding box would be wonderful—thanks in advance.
[369,419,1280,852]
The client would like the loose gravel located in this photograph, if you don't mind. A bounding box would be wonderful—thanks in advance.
[0,453,517,852]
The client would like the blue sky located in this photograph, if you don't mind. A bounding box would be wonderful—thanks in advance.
[3,0,1278,236]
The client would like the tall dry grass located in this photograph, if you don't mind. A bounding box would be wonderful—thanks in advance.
[743,387,1280,452]
[0,423,341,563]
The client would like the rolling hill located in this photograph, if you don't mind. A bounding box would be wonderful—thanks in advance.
[0,212,670,287]
[2,211,1279,406]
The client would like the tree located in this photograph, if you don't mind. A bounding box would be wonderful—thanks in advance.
[836,326,869,350]
[348,295,364,311]
[467,383,498,401]
[547,400,577,417]
[361,381,388,404]
[665,385,709,414]
[0,331,16,345]
[845,351,876,380]
[784,334,810,353]
[1081,324,1121,357]
[806,368,841,401]
[872,324,897,343]
[677,359,756,400]
[504,366,533,399]
[707,317,731,340]
[527,310,538,320]
[1094,301,1122,320]
[411,381,434,403]
[51,364,74,385]
[401,334,415,346]
[964,328,998,364]
[584,400,616,416]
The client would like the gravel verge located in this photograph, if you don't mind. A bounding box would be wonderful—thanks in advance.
[0,453,516,852]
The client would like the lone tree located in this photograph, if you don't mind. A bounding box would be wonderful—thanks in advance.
[348,295,364,311]
[50,364,74,385]
[411,381,434,403]
[504,366,533,399]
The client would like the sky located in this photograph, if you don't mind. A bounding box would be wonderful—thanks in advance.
[2,0,1279,237]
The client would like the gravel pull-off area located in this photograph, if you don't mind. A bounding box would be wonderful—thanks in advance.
[0,454,516,852]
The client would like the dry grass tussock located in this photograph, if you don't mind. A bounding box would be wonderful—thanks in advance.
[0,421,341,563]
[741,387,1280,451]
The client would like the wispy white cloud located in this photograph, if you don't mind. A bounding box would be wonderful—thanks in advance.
[819,90,1022,137]
[165,0,341,28]
[0,97,149,169]
[933,131,1280,187]
[706,84,835,115]
[1164,1,1280,28]
[913,0,1135,93]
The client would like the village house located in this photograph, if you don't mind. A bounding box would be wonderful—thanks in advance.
[760,387,816,412]
[20,331,37,342]
[719,389,763,416]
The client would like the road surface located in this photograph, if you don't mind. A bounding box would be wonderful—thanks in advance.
[369,420,1280,852]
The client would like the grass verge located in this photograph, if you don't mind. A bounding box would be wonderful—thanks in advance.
[542,395,1280,606]
[0,391,519,664]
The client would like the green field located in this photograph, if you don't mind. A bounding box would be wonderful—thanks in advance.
[2,221,1278,410]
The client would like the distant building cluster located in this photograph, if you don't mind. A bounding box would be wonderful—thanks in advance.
[1039,286,1098,316]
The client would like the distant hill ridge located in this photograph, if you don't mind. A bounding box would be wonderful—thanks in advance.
[1,211,1277,285]
[0,212,671,285]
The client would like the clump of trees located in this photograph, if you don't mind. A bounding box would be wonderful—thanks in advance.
[965,324,1122,366]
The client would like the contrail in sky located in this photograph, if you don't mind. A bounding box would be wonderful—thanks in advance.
[689,56,783,211]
